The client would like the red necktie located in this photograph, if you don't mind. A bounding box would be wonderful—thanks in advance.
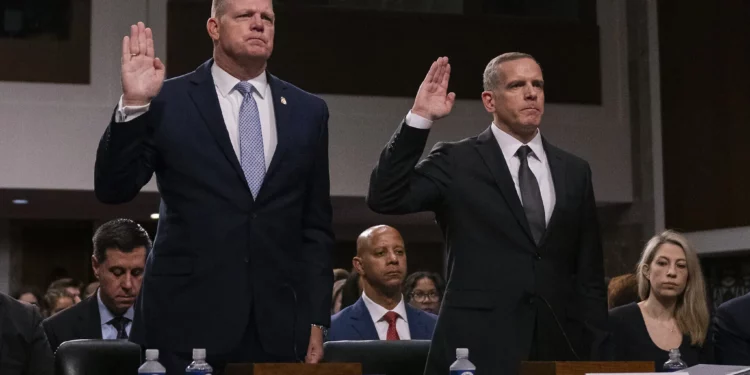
[383,311,400,340]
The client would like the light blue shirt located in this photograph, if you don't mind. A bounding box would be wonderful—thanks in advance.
[97,289,135,339]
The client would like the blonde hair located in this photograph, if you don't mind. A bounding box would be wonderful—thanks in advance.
[636,230,709,345]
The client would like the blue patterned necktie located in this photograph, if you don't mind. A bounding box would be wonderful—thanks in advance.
[235,82,266,198]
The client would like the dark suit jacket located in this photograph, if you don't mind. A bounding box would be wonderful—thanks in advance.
[714,292,750,365]
[42,295,101,353]
[327,297,437,341]
[0,292,53,375]
[367,124,607,375]
[94,59,334,358]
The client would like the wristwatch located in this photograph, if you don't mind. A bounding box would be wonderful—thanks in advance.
[311,324,328,338]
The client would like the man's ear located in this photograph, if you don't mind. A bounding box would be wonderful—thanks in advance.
[352,257,364,276]
[207,17,220,42]
[92,255,101,280]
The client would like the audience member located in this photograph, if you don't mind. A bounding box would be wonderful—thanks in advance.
[333,268,350,282]
[328,225,437,341]
[12,286,43,307]
[608,273,640,309]
[331,278,346,314]
[403,271,445,314]
[47,278,83,304]
[42,290,74,318]
[713,291,750,365]
[84,281,100,299]
[609,230,712,368]
[43,218,150,353]
[0,292,54,375]
[340,269,363,310]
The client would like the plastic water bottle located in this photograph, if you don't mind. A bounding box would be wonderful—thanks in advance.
[138,349,166,375]
[185,348,213,375]
[663,348,688,372]
[449,348,476,375]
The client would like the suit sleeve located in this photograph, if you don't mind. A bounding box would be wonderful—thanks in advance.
[28,306,55,375]
[302,101,335,327]
[714,303,750,365]
[367,122,452,214]
[576,164,608,348]
[94,108,157,204]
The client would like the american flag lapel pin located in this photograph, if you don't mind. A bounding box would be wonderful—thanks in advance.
[281,97,287,105]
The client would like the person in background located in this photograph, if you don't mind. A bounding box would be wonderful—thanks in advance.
[331,278,346,314]
[42,289,74,318]
[339,269,363,311]
[328,225,437,341]
[12,286,43,307]
[403,271,445,315]
[333,268,350,282]
[84,281,100,299]
[607,273,640,309]
[47,278,83,304]
[609,230,713,369]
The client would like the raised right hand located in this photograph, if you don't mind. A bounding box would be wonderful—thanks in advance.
[121,22,165,107]
[411,56,456,121]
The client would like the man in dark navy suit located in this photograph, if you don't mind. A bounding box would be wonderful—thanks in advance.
[94,0,333,373]
[714,292,750,365]
[328,226,437,341]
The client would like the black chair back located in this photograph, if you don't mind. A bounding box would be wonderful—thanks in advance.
[55,339,142,375]
[323,340,431,375]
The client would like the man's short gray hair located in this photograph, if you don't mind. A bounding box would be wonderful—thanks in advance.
[482,52,539,92]
[211,0,228,18]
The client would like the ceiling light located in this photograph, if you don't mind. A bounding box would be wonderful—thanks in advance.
[12,199,28,205]
[150,213,159,220]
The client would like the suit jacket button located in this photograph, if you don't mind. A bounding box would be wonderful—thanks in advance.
[243,257,249,263]
[535,252,542,260]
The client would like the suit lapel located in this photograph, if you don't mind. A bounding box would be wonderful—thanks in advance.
[539,139,567,247]
[188,59,250,193]
[474,127,536,245]
[257,73,291,201]
[82,295,103,339]
[404,305,426,340]
[349,298,379,340]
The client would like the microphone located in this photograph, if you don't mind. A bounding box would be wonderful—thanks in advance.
[535,293,581,360]
[281,283,303,363]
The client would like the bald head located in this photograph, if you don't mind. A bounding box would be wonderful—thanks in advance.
[356,225,403,256]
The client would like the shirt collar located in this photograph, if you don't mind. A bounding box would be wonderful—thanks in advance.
[490,123,546,163]
[97,289,134,326]
[211,61,268,99]
[361,291,409,324]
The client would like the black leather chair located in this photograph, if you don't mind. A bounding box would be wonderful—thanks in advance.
[323,340,431,375]
[55,339,142,375]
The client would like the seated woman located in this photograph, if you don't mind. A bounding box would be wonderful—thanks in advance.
[403,271,445,315]
[609,230,712,370]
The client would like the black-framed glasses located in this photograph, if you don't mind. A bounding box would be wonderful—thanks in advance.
[411,291,440,302]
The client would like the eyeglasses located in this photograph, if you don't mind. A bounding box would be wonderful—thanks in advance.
[411,291,440,302]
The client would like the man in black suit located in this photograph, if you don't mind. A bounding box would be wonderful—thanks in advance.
[0,292,54,375]
[714,292,750,365]
[43,219,150,353]
[94,0,333,372]
[367,54,607,374]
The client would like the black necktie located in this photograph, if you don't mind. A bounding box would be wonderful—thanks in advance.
[108,316,130,339]
[516,145,546,245]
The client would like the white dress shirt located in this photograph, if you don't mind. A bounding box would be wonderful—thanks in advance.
[405,111,556,224]
[97,290,135,340]
[361,292,411,340]
[115,62,278,169]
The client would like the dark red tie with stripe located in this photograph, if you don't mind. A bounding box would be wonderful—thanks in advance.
[383,311,400,340]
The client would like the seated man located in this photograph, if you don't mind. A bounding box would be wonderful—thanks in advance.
[0,292,54,375]
[47,278,83,305]
[43,218,150,353]
[328,225,437,341]
[714,292,750,365]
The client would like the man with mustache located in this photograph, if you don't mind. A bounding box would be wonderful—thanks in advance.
[43,219,150,353]
[94,0,333,372]
[327,225,437,341]
[368,54,607,374]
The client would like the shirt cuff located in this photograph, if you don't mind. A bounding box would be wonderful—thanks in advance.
[405,110,433,129]
[115,95,151,123]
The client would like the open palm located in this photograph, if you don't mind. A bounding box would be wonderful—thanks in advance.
[121,22,165,107]
[411,57,456,121]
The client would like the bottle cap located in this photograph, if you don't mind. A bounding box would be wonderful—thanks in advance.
[193,348,206,360]
[145,349,159,361]
[456,348,469,358]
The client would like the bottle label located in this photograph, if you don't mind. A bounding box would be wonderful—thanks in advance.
[450,371,475,375]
